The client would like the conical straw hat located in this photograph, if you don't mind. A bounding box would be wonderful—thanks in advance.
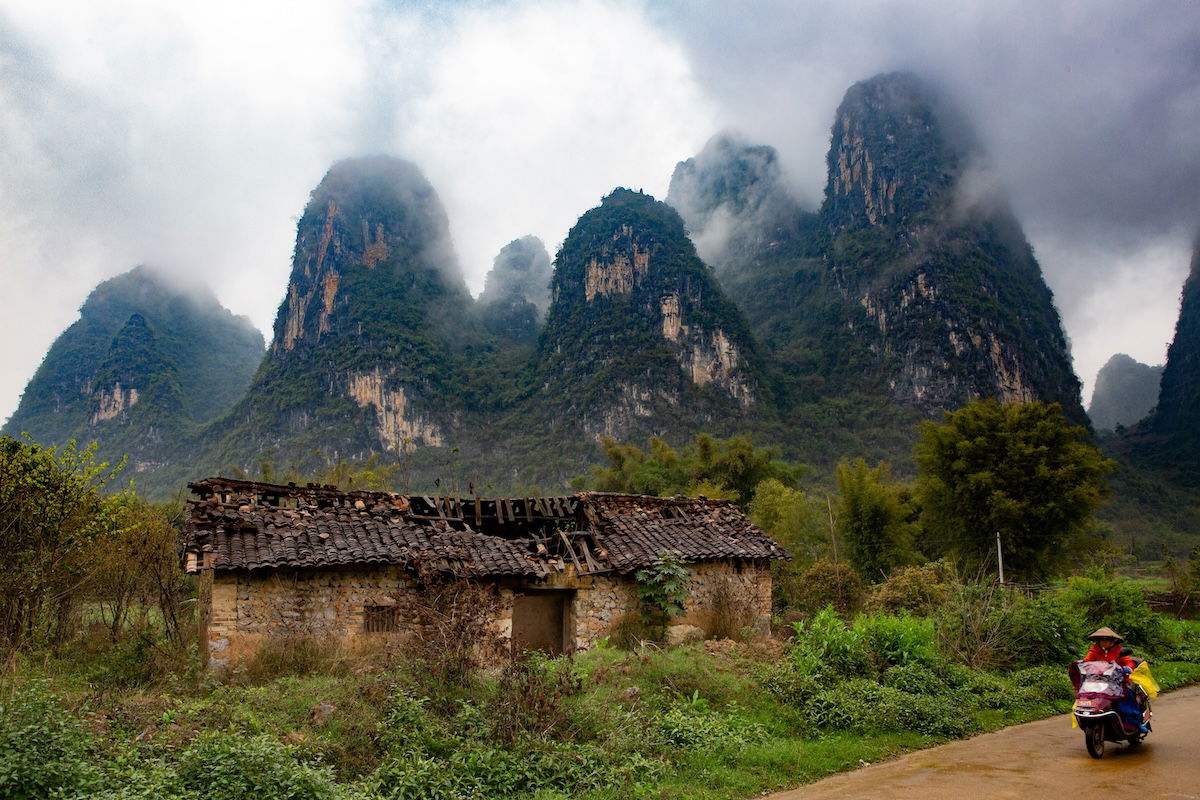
[1087,626,1123,642]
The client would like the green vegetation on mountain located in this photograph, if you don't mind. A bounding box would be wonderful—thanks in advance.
[1151,231,1200,451]
[668,73,1085,475]
[2,266,263,473]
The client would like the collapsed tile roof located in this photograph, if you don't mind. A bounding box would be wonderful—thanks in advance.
[182,477,786,578]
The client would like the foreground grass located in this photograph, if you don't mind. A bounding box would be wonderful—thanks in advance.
[6,603,1200,800]
[7,640,1200,800]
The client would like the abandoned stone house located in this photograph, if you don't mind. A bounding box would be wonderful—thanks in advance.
[182,477,787,670]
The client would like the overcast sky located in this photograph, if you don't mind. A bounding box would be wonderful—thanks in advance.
[2,0,1198,427]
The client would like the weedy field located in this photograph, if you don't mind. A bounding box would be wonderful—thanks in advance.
[4,569,1200,800]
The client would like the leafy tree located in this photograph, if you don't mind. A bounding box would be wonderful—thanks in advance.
[587,433,804,507]
[749,479,830,608]
[0,436,127,649]
[914,399,1115,582]
[836,459,920,581]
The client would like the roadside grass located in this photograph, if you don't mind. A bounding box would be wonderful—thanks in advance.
[13,637,1196,800]
[5,597,1200,799]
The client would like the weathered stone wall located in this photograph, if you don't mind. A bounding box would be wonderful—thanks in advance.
[679,560,773,635]
[205,559,773,670]
[207,566,438,670]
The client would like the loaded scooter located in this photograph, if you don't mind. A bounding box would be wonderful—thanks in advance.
[1068,626,1159,759]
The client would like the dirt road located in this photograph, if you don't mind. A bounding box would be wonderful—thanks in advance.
[766,685,1200,800]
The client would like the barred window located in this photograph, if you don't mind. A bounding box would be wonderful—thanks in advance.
[363,605,400,633]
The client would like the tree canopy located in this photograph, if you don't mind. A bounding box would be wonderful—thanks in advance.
[836,458,919,582]
[914,399,1114,581]
[584,433,805,507]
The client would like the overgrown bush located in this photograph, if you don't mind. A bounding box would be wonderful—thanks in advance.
[867,562,955,616]
[489,653,584,744]
[791,561,865,615]
[393,567,505,690]
[233,636,343,685]
[0,683,99,800]
[791,606,869,676]
[934,582,1021,669]
[853,612,938,669]
[607,612,661,649]
[1060,575,1172,653]
[1006,592,1088,667]
[704,576,754,640]
[176,731,342,800]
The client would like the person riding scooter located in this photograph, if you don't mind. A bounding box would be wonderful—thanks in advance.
[1084,626,1148,734]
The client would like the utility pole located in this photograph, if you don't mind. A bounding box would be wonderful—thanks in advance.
[825,492,839,562]
[996,530,1005,585]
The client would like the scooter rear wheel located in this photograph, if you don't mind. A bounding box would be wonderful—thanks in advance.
[1086,724,1105,759]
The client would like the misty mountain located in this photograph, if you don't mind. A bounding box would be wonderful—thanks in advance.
[208,156,477,470]
[532,188,768,443]
[7,72,1110,497]
[1088,354,1162,432]
[670,72,1085,446]
[477,236,551,345]
[2,265,263,468]
[667,132,803,271]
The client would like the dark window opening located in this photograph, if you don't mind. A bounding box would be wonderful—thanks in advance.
[364,605,400,633]
[511,590,573,656]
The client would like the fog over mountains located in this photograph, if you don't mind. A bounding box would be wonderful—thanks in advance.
[3,2,1199,437]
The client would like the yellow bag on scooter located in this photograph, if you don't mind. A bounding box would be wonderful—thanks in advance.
[1130,662,1159,698]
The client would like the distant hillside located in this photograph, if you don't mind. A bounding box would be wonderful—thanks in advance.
[2,266,263,471]
[1088,354,1162,432]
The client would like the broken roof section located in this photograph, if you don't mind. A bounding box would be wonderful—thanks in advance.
[183,477,787,578]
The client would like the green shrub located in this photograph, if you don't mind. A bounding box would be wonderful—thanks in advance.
[0,683,100,800]
[799,678,974,738]
[1006,592,1088,667]
[1060,575,1172,654]
[656,694,765,750]
[867,563,955,616]
[790,606,869,676]
[753,660,823,705]
[176,731,341,800]
[370,753,465,799]
[1010,666,1074,707]
[853,612,938,669]
[953,671,1017,711]
[883,662,953,696]
[792,561,865,614]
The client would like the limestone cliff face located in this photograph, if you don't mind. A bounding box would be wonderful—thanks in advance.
[92,384,139,424]
[216,156,472,465]
[823,73,1083,420]
[823,72,973,230]
[1154,233,1200,439]
[537,189,766,441]
[346,368,443,451]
